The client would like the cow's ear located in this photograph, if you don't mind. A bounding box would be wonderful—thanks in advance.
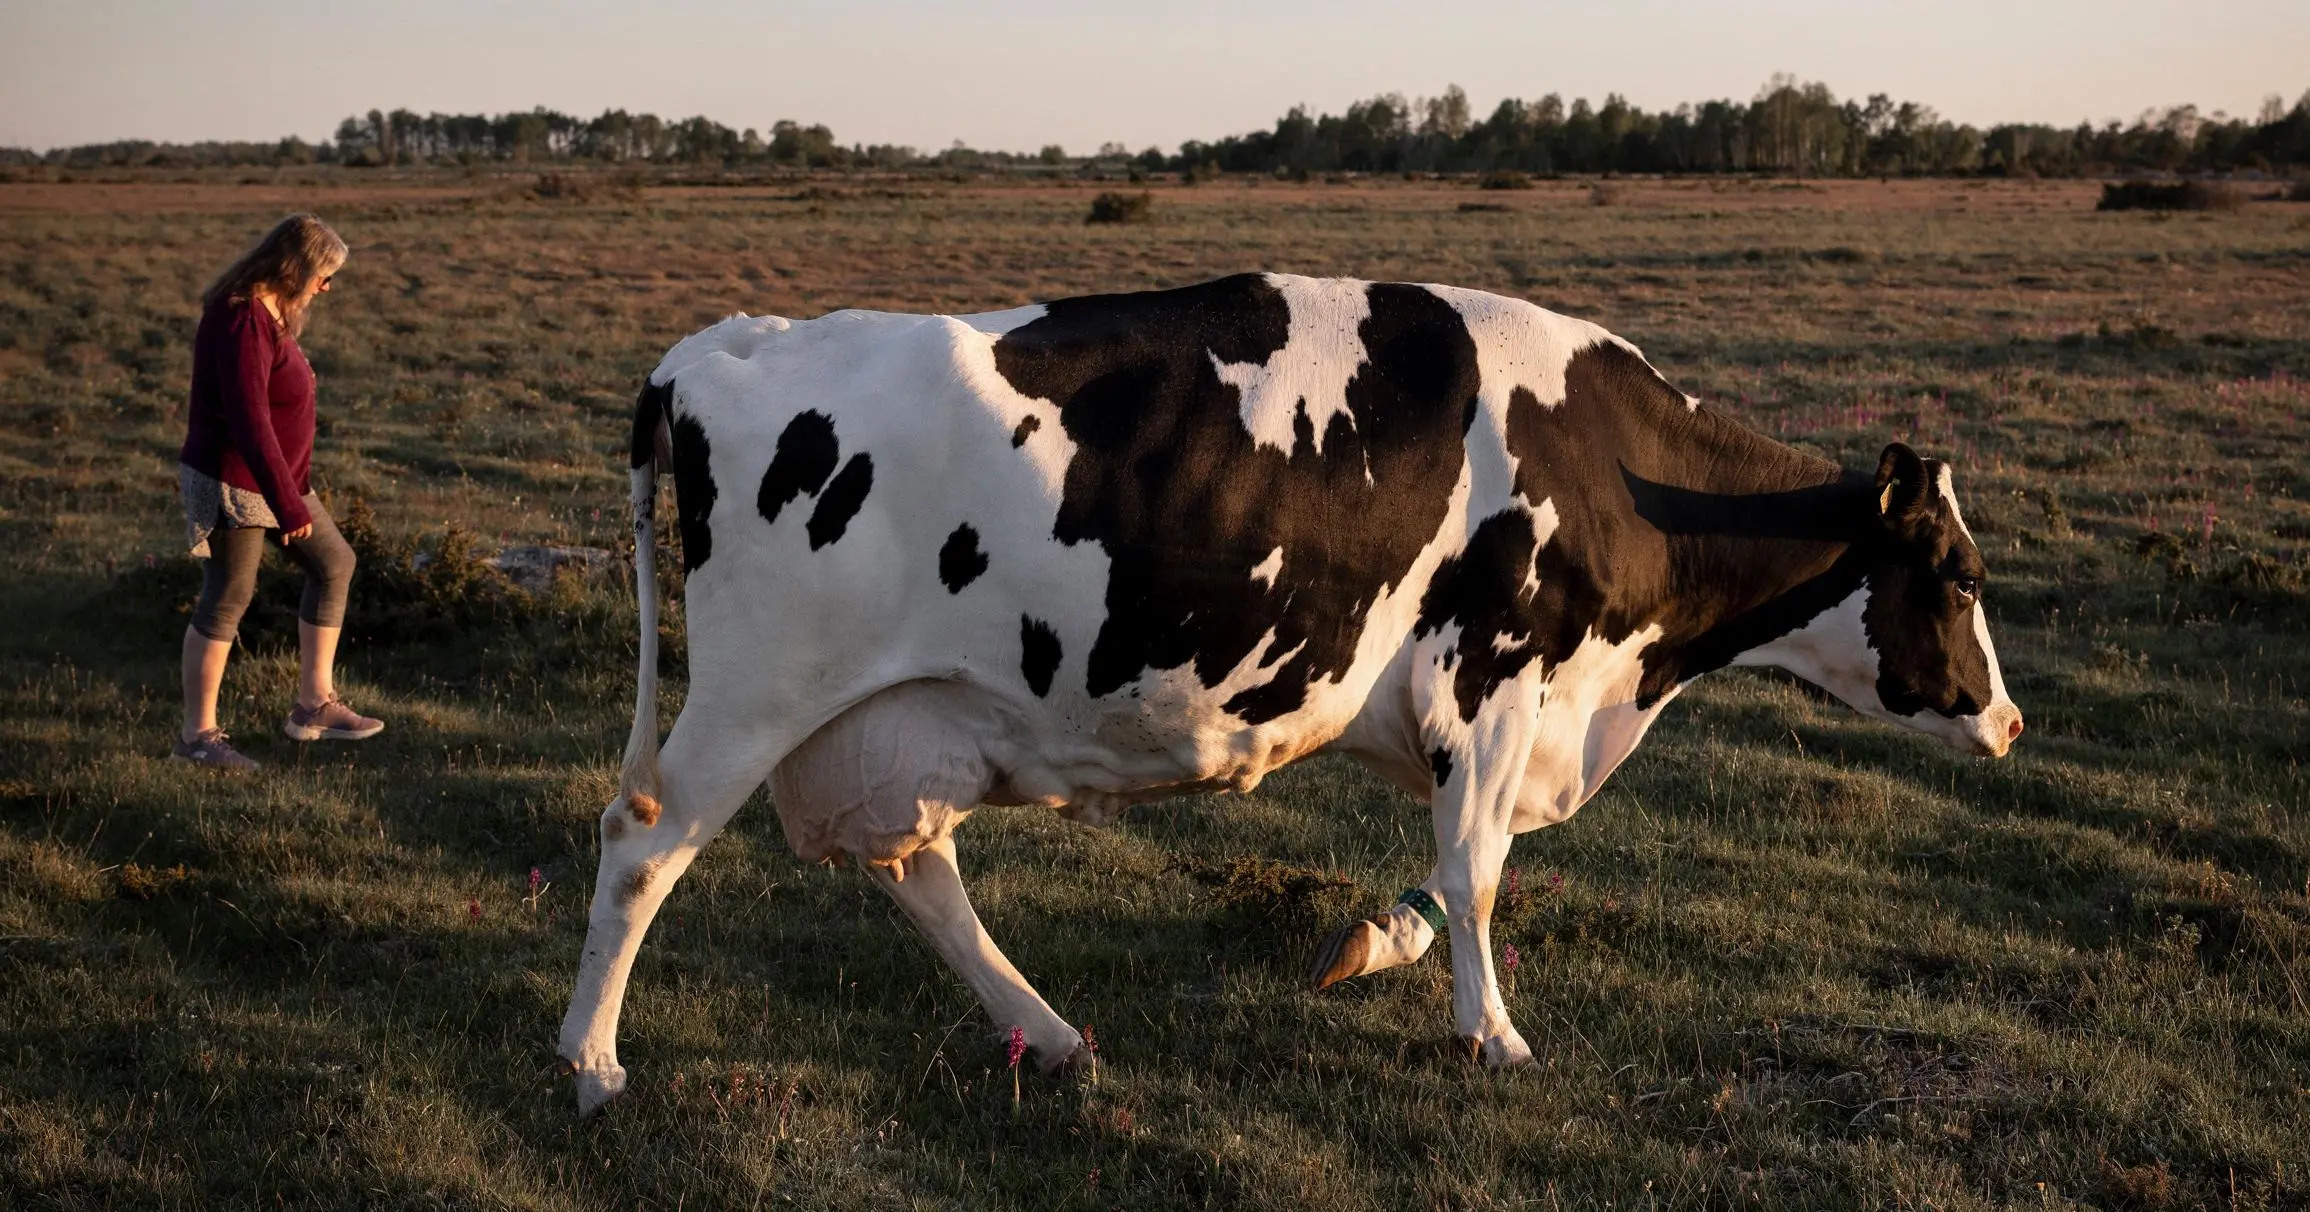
[1874,443,1928,522]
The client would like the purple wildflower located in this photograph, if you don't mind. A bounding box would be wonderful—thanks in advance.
[1006,1025,1026,1068]
[1503,942,1520,973]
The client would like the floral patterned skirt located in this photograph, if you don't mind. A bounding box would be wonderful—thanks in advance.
[178,463,279,558]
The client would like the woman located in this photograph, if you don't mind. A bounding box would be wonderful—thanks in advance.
[174,214,383,769]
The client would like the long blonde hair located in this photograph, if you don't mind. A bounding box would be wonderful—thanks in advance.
[201,214,347,338]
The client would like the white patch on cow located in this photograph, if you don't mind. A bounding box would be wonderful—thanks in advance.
[1734,582,2021,757]
[1509,624,1664,832]
[1931,464,2024,755]
[1426,284,1627,413]
[1521,497,1561,598]
[1248,546,1284,589]
[655,313,793,377]
[1734,586,1878,711]
[1210,274,1372,456]
[1960,600,2022,752]
[1933,463,1971,535]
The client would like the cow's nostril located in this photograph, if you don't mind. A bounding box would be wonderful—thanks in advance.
[2008,715,2025,742]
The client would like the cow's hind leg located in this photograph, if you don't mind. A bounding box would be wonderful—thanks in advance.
[559,719,787,1115]
[865,832,1089,1071]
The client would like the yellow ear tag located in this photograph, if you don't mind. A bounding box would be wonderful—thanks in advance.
[1879,481,1898,514]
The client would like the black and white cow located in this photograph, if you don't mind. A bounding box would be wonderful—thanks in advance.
[557,273,2022,1114]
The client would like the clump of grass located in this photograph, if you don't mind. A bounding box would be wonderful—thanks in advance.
[1085,190,1153,225]
[2097,318,2183,349]
[1477,169,1532,191]
[1173,855,1356,945]
[2096,181,2245,212]
[115,862,192,900]
[1588,182,1621,206]
[2097,1157,2178,1211]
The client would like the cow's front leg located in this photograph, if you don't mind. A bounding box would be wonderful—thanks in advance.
[1426,696,1539,1067]
[1309,869,1443,989]
[865,832,1088,1072]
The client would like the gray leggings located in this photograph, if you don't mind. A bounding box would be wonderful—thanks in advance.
[190,494,356,641]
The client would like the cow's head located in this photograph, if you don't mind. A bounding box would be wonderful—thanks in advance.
[1756,444,2024,756]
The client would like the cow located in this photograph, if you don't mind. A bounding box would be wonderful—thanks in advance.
[556,273,2022,1115]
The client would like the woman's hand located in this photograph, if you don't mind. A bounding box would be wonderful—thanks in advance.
[283,522,315,543]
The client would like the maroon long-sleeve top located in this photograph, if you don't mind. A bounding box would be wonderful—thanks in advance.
[179,297,316,533]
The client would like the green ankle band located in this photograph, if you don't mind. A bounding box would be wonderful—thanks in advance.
[1398,888,1448,935]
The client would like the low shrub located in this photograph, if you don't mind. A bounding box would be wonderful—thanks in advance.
[2096,181,2245,212]
[522,170,643,203]
[1085,190,1152,224]
[1477,169,1532,191]
[1174,856,1356,949]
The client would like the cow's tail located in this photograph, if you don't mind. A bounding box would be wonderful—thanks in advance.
[620,380,674,817]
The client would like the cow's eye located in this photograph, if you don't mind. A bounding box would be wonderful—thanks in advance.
[1954,577,1979,599]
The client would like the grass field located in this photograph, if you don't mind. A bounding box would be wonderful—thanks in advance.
[2,171,2307,1210]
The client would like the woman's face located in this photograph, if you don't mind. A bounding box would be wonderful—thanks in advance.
[297,263,340,306]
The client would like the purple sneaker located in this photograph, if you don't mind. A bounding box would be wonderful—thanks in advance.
[172,728,258,771]
[283,694,385,742]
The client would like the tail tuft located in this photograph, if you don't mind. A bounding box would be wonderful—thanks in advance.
[620,380,672,808]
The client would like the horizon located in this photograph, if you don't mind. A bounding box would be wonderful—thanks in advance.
[2,1,2304,156]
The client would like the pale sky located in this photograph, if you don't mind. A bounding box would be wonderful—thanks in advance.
[1,1,2302,154]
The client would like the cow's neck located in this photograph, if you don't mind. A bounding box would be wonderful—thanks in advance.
[1624,404,1874,704]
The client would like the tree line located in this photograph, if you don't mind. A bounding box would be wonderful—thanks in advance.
[7,77,2307,177]
[1179,77,2310,177]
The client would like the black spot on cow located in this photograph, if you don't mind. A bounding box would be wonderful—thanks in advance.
[1428,746,1454,787]
[757,410,839,527]
[939,524,989,592]
[1472,343,1876,712]
[993,274,1479,723]
[668,411,717,573]
[1415,506,1546,720]
[631,379,672,470]
[1010,415,1041,447]
[806,454,874,549]
[1019,615,1062,697]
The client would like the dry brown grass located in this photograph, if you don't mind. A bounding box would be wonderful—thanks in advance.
[1,170,2306,1210]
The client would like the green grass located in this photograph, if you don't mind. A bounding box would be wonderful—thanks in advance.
[2,173,2307,1209]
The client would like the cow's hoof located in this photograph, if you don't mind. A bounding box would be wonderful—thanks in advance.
[1309,918,1380,991]
[1460,1032,1535,1069]
[1041,1039,1098,1079]
[570,1062,628,1117]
